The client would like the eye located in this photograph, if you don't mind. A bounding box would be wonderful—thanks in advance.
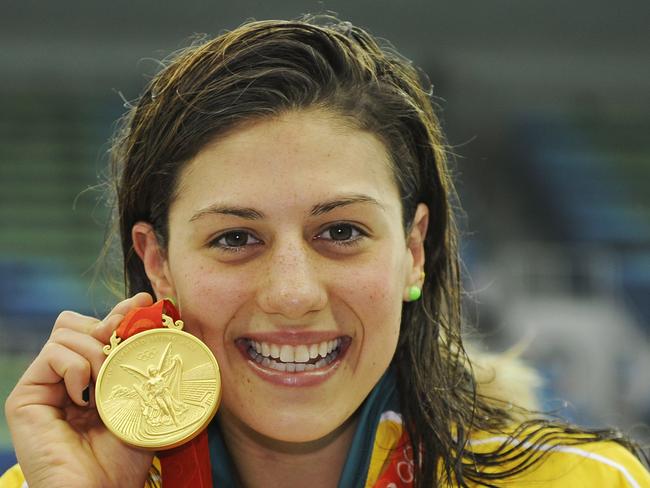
[317,223,367,246]
[210,230,262,252]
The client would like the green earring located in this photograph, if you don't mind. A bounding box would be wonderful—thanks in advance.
[407,285,422,301]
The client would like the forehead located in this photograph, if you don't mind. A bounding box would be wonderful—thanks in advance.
[174,110,401,215]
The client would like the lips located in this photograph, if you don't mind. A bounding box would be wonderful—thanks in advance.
[235,335,351,381]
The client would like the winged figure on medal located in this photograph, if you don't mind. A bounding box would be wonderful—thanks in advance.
[102,341,218,443]
[121,343,188,427]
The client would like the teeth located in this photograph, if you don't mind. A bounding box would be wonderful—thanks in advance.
[248,338,342,371]
[251,339,340,360]
[270,361,286,372]
[294,345,310,363]
[280,345,294,363]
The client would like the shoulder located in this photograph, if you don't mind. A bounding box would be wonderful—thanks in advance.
[468,428,650,487]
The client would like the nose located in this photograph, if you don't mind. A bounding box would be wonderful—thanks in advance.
[256,237,327,319]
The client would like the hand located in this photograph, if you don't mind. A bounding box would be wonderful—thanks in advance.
[5,293,156,488]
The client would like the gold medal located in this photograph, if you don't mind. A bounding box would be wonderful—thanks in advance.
[95,314,221,450]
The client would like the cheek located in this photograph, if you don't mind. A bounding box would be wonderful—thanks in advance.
[335,254,404,345]
[356,249,405,311]
[339,239,407,302]
[170,259,252,341]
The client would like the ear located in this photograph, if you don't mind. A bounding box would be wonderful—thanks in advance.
[132,222,176,300]
[404,203,429,291]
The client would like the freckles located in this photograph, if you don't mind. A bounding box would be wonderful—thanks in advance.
[230,289,248,302]
[193,283,220,300]
[351,277,378,297]
[367,290,387,302]
[364,280,392,302]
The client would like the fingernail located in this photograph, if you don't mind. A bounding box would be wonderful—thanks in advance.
[82,386,90,404]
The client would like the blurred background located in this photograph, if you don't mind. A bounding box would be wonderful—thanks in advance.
[1,0,649,471]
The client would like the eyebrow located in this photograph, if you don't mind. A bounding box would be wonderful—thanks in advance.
[310,194,384,216]
[189,194,384,222]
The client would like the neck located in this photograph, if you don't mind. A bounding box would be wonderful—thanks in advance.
[218,409,358,488]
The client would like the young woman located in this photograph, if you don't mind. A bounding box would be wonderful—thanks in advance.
[3,16,649,488]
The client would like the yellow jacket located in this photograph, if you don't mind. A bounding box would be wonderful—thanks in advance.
[3,418,649,487]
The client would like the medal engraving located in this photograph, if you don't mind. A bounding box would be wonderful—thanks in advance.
[96,327,220,450]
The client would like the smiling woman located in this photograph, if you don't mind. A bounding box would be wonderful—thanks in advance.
[132,110,419,451]
[3,15,650,488]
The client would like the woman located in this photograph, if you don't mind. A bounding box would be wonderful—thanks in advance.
[3,16,649,488]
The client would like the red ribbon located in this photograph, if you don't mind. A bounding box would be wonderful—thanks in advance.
[115,299,213,488]
[372,430,414,487]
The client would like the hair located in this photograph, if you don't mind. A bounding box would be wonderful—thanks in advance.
[106,15,648,487]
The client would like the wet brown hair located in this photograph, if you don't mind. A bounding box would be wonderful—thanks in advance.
[107,15,647,487]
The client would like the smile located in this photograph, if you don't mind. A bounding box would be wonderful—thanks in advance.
[244,338,347,372]
[235,335,352,384]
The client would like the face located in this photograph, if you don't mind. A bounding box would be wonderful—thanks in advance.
[139,110,427,444]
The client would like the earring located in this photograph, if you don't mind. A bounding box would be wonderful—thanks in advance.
[407,285,422,301]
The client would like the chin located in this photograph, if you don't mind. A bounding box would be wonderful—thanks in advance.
[261,418,354,446]
[232,403,356,447]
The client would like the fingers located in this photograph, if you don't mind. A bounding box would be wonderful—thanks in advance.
[16,342,92,408]
[15,293,156,410]
[93,292,154,342]
[15,328,109,409]
[47,344,90,407]
[49,328,107,383]
[48,293,155,345]
[50,310,100,338]
[91,313,126,344]
[104,292,154,319]
[48,292,153,339]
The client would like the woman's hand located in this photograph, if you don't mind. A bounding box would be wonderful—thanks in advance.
[5,293,156,488]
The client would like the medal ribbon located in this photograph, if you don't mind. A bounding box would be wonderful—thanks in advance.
[114,299,213,488]
[372,430,414,487]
